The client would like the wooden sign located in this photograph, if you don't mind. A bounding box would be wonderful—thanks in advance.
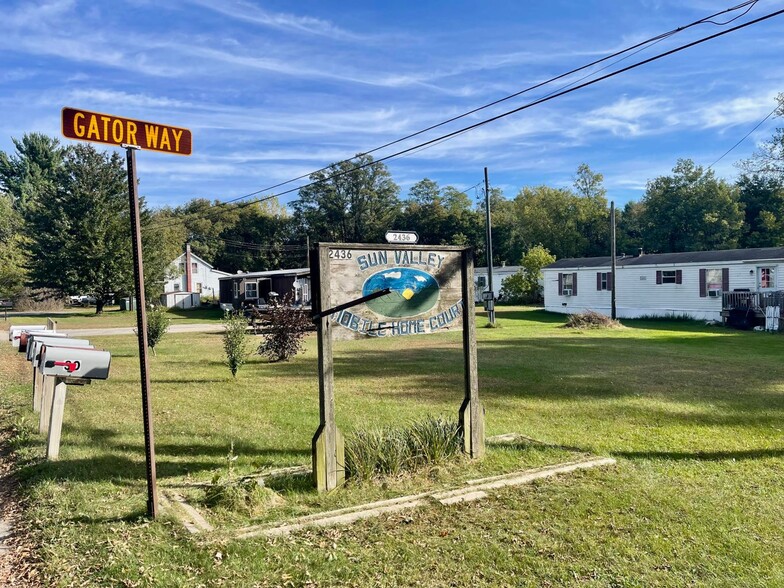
[61,107,192,156]
[323,244,465,338]
[311,243,484,493]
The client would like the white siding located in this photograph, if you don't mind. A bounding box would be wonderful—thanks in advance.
[162,253,230,304]
[544,259,784,321]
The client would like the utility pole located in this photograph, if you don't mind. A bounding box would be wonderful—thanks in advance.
[610,200,617,320]
[484,167,496,325]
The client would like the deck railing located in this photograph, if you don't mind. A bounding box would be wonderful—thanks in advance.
[723,290,784,311]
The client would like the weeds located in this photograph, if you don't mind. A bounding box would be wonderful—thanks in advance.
[222,312,250,378]
[345,416,463,482]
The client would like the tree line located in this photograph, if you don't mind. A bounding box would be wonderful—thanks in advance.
[1,94,782,308]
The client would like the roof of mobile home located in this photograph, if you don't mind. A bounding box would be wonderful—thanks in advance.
[546,247,784,270]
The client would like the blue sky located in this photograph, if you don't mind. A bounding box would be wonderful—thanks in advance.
[2,0,783,209]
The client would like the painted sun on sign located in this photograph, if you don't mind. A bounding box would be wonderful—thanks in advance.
[324,245,465,337]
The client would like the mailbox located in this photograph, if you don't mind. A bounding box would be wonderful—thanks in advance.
[9,325,46,341]
[40,345,111,380]
[10,325,47,347]
[21,330,67,355]
[28,336,91,363]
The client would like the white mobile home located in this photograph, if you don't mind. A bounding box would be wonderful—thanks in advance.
[474,265,522,302]
[543,247,784,322]
[162,246,231,307]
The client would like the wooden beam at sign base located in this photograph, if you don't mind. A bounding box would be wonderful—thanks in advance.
[458,248,485,458]
[311,245,345,492]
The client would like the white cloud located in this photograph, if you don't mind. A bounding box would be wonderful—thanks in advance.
[383,271,402,279]
[414,276,427,282]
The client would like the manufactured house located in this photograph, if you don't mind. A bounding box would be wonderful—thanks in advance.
[161,245,231,309]
[219,268,311,309]
[474,265,523,302]
[543,247,784,325]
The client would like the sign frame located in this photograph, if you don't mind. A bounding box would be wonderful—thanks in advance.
[310,243,484,493]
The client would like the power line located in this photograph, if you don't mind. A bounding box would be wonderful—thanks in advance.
[706,105,778,171]
[146,2,777,233]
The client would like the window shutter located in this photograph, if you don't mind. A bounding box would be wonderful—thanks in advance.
[558,273,563,296]
[608,271,614,292]
[597,272,602,291]
[699,269,707,297]
[572,273,578,295]
[676,270,682,284]
[722,268,729,291]
[656,271,662,285]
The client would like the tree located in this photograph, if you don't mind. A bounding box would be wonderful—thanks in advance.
[146,305,171,356]
[500,245,555,303]
[616,200,645,256]
[737,174,784,247]
[0,192,27,298]
[222,312,250,378]
[293,155,400,243]
[639,159,743,253]
[0,133,65,211]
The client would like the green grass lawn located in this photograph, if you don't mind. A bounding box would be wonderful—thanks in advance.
[2,307,783,586]
[1,305,224,330]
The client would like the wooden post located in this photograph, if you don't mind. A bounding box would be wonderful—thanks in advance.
[46,379,67,460]
[38,376,55,434]
[33,365,43,413]
[458,249,485,458]
[312,245,345,492]
[46,318,57,332]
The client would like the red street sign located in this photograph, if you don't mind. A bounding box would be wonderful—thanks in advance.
[61,107,192,156]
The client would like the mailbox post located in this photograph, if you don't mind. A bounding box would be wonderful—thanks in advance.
[39,345,111,460]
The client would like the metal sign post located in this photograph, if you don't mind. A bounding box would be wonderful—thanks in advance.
[125,145,159,519]
[61,106,191,519]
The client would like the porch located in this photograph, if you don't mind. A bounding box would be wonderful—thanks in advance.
[721,290,783,331]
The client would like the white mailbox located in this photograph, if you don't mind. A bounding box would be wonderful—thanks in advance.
[40,345,111,380]
[23,331,68,358]
[28,336,91,363]
[9,325,46,341]
[10,325,47,347]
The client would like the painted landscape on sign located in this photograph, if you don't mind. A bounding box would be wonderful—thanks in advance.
[362,267,440,318]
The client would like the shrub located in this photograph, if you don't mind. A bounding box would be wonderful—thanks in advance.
[146,305,171,356]
[257,295,312,362]
[499,245,555,304]
[222,312,250,378]
[345,416,463,482]
[563,310,622,329]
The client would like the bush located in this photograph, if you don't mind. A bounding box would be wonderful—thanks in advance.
[12,288,66,312]
[257,295,312,362]
[345,416,463,482]
[563,310,622,329]
[146,305,171,356]
[222,312,250,378]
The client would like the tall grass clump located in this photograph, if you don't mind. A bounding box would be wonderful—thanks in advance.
[345,416,462,482]
[222,312,250,378]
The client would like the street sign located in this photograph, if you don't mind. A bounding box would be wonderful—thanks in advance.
[61,107,192,156]
[385,230,419,244]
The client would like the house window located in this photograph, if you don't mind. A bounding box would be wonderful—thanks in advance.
[191,262,198,274]
[759,267,775,289]
[477,275,487,288]
[173,283,180,291]
[178,262,185,273]
[656,270,682,285]
[596,271,612,291]
[562,273,574,296]
[233,282,240,299]
[705,268,722,297]
[195,282,202,293]
[245,281,258,299]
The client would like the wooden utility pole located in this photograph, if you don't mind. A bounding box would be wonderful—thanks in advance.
[484,167,496,325]
[610,201,617,320]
